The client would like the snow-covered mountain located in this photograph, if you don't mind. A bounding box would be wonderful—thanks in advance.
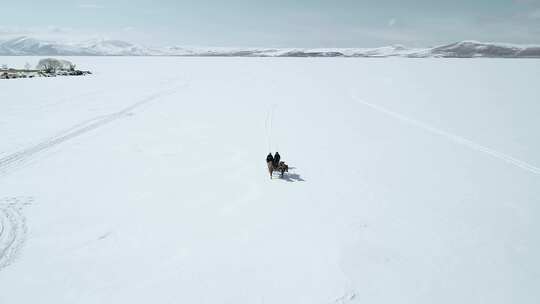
[0,37,84,56]
[1,36,539,57]
[428,40,540,58]
[72,38,152,56]
[0,36,152,56]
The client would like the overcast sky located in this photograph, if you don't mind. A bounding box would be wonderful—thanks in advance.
[1,0,539,47]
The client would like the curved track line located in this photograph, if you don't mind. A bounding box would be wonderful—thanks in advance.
[352,95,540,175]
[0,197,32,270]
[0,88,177,176]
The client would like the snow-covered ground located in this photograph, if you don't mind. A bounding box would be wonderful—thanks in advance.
[1,57,539,303]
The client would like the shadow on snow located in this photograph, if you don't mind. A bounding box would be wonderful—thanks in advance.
[274,166,305,182]
[281,172,305,182]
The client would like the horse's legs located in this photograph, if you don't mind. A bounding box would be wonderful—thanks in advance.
[268,163,273,179]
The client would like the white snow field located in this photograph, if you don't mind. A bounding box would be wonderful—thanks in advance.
[1,57,539,303]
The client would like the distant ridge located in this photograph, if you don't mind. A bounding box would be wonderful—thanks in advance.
[1,37,539,58]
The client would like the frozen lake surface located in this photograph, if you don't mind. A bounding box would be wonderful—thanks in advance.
[1,57,539,303]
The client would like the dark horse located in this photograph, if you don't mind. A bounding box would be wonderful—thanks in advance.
[267,161,289,179]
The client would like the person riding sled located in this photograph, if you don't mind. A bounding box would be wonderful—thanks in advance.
[273,152,281,168]
[266,153,274,164]
[266,152,288,179]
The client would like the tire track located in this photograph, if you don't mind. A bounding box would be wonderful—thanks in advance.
[351,95,540,175]
[0,85,180,271]
[0,88,177,177]
[0,197,32,270]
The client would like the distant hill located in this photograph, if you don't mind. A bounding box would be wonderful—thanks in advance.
[0,37,151,56]
[1,37,539,58]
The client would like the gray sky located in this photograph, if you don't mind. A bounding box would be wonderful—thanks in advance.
[1,0,539,47]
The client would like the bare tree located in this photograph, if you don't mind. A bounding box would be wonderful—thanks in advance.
[36,58,74,73]
[37,59,61,73]
[24,62,32,70]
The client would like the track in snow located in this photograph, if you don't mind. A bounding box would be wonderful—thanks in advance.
[0,197,32,270]
[0,85,181,271]
[351,95,540,175]
[0,87,178,177]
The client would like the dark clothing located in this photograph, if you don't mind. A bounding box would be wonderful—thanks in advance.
[273,152,281,167]
[266,153,274,163]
